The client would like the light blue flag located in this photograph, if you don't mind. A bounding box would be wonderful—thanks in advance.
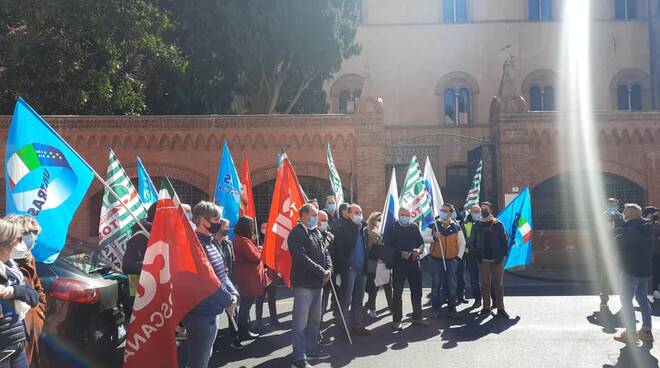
[378,168,400,244]
[498,188,533,269]
[214,141,241,238]
[136,156,158,208]
[5,98,94,263]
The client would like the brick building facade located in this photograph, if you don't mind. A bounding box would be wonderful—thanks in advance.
[0,69,659,267]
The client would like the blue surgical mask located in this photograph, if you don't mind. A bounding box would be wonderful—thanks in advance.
[326,203,337,213]
[438,212,448,221]
[22,233,36,251]
[607,204,618,214]
[471,213,481,221]
[399,216,411,226]
[307,216,318,230]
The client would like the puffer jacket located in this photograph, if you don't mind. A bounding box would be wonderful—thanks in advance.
[188,233,238,316]
[430,221,466,260]
[0,261,39,351]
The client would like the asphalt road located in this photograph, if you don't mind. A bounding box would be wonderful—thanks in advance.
[206,271,660,368]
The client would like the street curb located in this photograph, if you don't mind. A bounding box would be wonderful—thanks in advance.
[505,269,590,284]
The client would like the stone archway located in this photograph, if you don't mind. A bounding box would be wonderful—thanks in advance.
[531,172,646,230]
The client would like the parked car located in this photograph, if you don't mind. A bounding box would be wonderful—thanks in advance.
[36,249,128,367]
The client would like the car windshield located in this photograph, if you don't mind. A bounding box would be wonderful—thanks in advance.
[58,247,115,276]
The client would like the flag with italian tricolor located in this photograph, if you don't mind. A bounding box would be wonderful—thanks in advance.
[517,215,532,243]
[498,187,533,269]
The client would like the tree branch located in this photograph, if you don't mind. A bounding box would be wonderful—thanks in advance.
[283,70,318,114]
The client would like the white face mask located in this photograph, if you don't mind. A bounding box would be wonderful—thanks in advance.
[11,241,29,260]
[319,221,329,232]
[352,215,363,225]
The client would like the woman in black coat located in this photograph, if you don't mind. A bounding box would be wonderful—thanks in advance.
[0,218,39,368]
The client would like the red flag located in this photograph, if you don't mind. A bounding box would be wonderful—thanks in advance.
[123,190,221,368]
[240,155,256,218]
[261,156,306,287]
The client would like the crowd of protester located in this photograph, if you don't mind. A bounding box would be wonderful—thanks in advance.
[0,194,656,367]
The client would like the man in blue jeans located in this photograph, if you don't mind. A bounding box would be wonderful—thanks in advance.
[429,204,465,319]
[184,202,239,368]
[614,203,655,344]
[288,204,333,368]
[333,203,371,338]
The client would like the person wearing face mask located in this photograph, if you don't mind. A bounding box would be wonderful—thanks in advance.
[364,212,392,318]
[0,218,39,368]
[596,198,625,309]
[287,204,333,368]
[318,211,340,325]
[211,218,243,350]
[122,202,157,317]
[332,203,351,233]
[333,204,370,338]
[429,204,465,319]
[233,216,268,341]
[384,207,428,330]
[613,203,655,343]
[324,196,340,231]
[184,201,238,368]
[467,202,510,319]
[317,210,339,346]
[462,204,495,309]
[5,215,46,367]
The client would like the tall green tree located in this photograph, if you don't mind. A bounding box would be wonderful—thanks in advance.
[222,0,361,114]
[0,0,185,115]
[149,0,240,114]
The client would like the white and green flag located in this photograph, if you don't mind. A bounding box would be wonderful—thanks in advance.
[463,160,483,217]
[399,156,433,227]
[326,143,344,204]
[98,149,146,269]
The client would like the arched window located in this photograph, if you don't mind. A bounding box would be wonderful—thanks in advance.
[610,68,649,110]
[615,0,637,19]
[617,84,642,110]
[443,0,467,23]
[444,88,471,125]
[330,75,364,114]
[529,0,553,21]
[522,69,557,112]
[437,71,479,125]
[532,173,645,230]
[529,85,555,111]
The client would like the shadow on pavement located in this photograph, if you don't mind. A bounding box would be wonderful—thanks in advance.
[439,310,521,348]
[603,343,659,368]
[587,306,623,334]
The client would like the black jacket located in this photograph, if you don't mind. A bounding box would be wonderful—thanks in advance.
[122,220,152,275]
[333,220,368,274]
[0,263,39,350]
[288,224,333,289]
[616,218,654,277]
[214,238,235,279]
[383,222,424,265]
[467,219,509,263]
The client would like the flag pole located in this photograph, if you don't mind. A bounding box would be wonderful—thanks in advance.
[329,281,352,345]
[431,221,447,271]
[16,100,149,235]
